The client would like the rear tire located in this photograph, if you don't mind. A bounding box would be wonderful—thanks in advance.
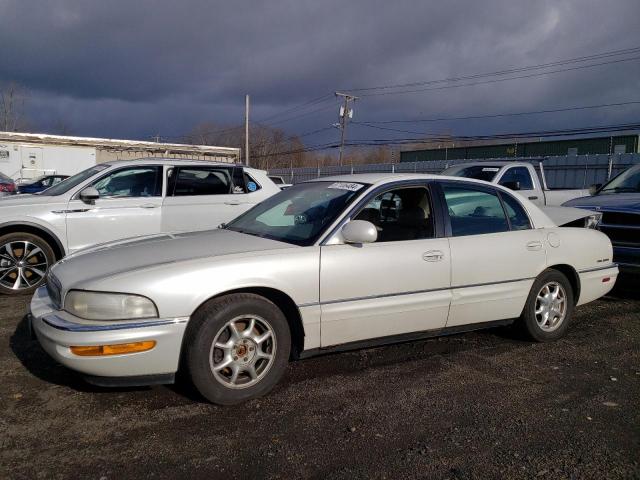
[518,269,574,342]
[0,232,55,296]
[184,293,291,405]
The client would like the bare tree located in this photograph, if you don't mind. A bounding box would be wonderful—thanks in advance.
[185,122,307,170]
[0,82,30,132]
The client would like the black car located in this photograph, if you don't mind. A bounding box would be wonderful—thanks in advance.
[564,164,640,278]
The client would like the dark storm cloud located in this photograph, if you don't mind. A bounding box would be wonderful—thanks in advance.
[0,0,639,141]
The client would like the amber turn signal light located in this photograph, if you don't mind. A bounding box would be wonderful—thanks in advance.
[70,341,156,356]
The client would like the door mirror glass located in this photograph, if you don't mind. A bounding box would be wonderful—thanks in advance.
[79,186,100,202]
[342,220,377,244]
[501,181,521,191]
[589,183,602,195]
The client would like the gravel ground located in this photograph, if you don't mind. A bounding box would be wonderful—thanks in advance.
[1,287,639,480]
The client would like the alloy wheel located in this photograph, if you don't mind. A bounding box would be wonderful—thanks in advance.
[209,315,277,389]
[535,281,567,332]
[0,241,49,291]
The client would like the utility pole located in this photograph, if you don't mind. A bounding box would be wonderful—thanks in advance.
[245,94,250,166]
[335,92,358,166]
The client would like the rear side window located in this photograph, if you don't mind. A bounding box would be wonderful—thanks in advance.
[499,167,534,190]
[170,167,233,196]
[500,192,532,230]
[443,185,509,236]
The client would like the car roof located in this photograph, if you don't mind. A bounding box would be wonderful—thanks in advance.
[305,172,504,188]
[104,157,256,170]
[445,161,531,169]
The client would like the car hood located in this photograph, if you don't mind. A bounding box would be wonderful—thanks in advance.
[563,192,640,211]
[0,193,59,207]
[51,229,296,288]
[540,205,595,226]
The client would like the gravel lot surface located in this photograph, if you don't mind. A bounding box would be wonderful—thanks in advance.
[1,287,639,479]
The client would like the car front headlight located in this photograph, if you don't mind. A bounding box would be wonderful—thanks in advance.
[585,212,602,229]
[64,290,158,320]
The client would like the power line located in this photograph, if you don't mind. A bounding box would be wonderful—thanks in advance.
[251,122,640,158]
[356,56,640,97]
[254,93,335,123]
[262,101,339,126]
[355,100,640,125]
[344,45,640,93]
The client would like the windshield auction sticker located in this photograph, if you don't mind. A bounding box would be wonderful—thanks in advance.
[482,167,500,172]
[328,182,364,191]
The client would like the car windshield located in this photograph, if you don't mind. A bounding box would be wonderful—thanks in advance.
[442,165,502,182]
[0,172,12,183]
[599,164,640,194]
[39,164,111,196]
[225,181,367,246]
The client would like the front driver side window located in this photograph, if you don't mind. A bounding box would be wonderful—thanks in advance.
[91,166,162,198]
[353,187,434,242]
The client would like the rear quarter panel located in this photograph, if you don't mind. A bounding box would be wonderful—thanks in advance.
[543,227,616,305]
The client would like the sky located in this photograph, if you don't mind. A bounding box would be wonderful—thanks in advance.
[1,0,639,150]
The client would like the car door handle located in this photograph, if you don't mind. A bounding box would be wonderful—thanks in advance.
[139,203,158,209]
[423,250,444,262]
[225,201,241,205]
[526,241,543,251]
[528,196,539,200]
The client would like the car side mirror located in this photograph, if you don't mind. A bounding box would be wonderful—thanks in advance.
[79,186,100,203]
[589,183,602,195]
[502,181,521,191]
[342,220,377,244]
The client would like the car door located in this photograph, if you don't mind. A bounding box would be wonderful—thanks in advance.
[319,183,451,347]
[497,166,542,206]
[161,165,256,233]
[65,165,164,252]
[439,181,546,327]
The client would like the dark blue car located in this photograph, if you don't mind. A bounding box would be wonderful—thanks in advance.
[564,164,640,278]
[17,175,69,194]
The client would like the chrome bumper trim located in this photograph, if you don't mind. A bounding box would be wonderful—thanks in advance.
[578,263,618,274]
[41,314,187,332]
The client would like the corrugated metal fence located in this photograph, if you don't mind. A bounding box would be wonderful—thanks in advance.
[269,153,640,189]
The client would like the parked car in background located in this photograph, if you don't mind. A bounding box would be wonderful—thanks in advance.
[17,175,69,194]
[268,175,292,190]
[0,172,17,197]
[30,173,617,405]
[564,163,640,278]
[0,158,280,295]
[441,161,599,227]
[441,161,590,206]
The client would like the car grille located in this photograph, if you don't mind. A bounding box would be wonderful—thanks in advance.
[599,211,640,249]
[46,274,62,310]
[601,212,640,227]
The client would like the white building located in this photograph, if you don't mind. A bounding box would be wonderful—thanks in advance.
[0,131,241,181]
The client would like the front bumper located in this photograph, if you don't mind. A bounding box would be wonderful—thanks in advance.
[31,286,188,383]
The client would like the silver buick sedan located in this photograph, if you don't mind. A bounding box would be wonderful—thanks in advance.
[30,174,617,405]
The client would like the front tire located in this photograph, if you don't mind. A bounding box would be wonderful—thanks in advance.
[0,232,55,296]
[518,269,575,342]
[184,293,291,405]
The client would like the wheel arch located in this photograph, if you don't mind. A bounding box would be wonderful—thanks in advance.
[546,264,581,304]
[0,221,65,260]
[191,287,306,359]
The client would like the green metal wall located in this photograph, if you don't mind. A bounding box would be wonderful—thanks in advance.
[399,135,639,162]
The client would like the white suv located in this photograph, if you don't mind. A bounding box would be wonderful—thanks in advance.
[0,158,280,295]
